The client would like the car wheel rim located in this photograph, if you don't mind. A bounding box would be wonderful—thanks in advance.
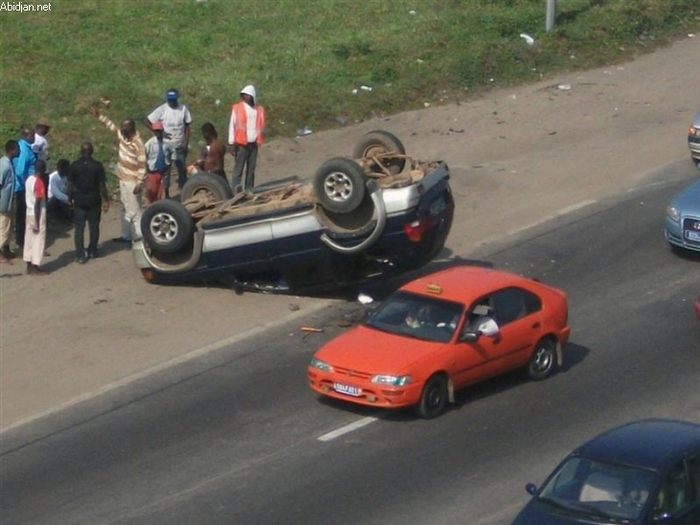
[193,187,216,201]
[362,144,386,158]
[426,385,443,408]
[323,171,354,202]
[533,346,553,373]
[150,213,178,242]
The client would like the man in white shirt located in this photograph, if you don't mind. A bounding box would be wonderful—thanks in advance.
[47,158,72,222]
[32,118,50,163]
[144,88,192,198]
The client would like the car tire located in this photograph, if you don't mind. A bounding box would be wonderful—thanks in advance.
[313,157,367,214]
[180,172,233,203]
[352,130,407,175]
[526,338,557,381]
[141,199,194,254]
[417,374,448,419]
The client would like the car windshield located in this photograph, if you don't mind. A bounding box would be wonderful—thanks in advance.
[537,456,656,522]
[365,291,464,343]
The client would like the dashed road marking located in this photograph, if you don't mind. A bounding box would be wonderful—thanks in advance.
[317,417,378,441]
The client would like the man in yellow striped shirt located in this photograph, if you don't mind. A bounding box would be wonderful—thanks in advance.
[90,106,146,241]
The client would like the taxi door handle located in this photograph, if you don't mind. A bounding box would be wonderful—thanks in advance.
[531,322,541,329]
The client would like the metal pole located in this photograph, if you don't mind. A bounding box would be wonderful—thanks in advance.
[546,0,556,32]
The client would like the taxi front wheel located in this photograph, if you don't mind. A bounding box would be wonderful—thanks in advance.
[417,374,448,419]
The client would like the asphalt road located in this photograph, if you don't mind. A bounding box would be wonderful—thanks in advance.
[2,166,700,525]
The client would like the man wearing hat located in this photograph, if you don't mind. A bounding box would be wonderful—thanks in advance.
[32,118,50,163]
[143,88,192,198]
[143,121,173,205]
[227,84,266,193]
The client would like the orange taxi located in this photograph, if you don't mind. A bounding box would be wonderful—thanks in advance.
[695,289,700,319]
[308,265,571,418]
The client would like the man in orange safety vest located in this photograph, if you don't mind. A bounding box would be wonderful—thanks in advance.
[227,84,266,193]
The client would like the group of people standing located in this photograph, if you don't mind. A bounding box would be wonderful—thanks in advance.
[0,121,54,274]
[0,84,267,273]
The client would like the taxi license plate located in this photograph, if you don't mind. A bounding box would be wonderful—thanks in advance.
[684,230,700,242]
[333,382,362,397]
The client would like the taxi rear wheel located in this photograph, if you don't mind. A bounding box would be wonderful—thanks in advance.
[417,374,448,419]
[526,338,557,381]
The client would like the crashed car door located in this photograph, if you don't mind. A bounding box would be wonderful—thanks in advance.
[199,215,275,273]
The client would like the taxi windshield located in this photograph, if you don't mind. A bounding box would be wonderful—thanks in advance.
[365,291,464,342]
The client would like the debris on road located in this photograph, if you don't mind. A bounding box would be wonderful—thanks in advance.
[301,326,324,333]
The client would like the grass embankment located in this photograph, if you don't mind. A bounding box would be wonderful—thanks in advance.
[0,0,698,185]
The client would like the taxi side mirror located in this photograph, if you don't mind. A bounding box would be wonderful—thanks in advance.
[460,331,479,343]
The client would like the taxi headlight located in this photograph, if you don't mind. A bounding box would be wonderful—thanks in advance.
[371,374,412,386]
[666,205,680,222]
[310,357,333,373]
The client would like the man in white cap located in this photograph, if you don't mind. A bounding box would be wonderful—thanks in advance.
[144,88,192,198]
[227,84,266,192]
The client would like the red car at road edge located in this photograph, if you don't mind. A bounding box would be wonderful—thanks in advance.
[308,265,571,418]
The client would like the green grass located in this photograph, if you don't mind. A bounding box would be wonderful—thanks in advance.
[1,0,698,182]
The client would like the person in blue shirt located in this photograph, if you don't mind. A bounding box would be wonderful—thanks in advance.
[0,140,19,262]
[12,125,36,248]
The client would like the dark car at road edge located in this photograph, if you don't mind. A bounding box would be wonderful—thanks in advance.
[512,418,700,525]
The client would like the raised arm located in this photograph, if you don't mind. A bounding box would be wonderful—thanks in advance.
[89,106,118,134]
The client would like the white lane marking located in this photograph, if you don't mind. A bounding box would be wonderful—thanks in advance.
[505,199,597,237]
[317,416,378,441]
[556,198,597,216]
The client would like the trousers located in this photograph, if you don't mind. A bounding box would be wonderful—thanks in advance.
[74,204,102,257]
[119,179,143,240]
[231,143,258,192]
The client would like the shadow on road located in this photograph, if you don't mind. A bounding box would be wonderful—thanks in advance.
[314,340,590,423]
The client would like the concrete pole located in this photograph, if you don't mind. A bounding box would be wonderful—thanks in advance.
[546,0,556,32]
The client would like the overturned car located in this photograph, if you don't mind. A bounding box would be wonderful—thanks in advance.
[133,130,454,293]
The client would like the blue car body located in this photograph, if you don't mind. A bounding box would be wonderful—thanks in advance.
[664,178,700,253]
[512,419,700,525]
[133,162,454,293]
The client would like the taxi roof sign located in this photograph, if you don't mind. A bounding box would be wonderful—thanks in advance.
[426,283,442,294]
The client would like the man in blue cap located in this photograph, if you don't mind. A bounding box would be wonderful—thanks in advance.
[143,88,192,198]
